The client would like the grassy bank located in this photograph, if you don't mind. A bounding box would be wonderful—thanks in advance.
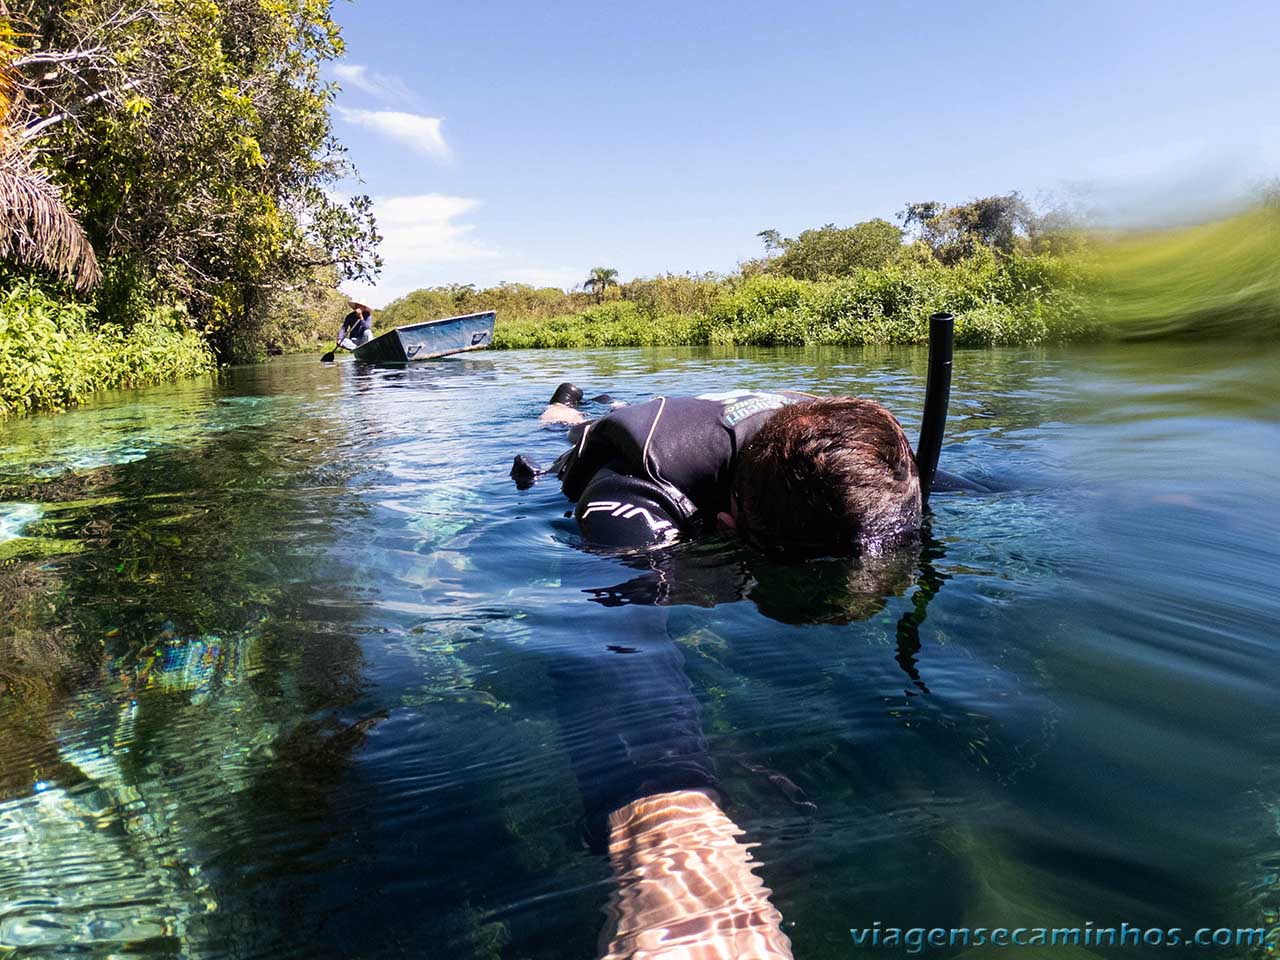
[490,253,1098,350]
[0,281,215,419]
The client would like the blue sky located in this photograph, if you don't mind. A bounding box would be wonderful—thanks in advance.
[331,0,1280,305]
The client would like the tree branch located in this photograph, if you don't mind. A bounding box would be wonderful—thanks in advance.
[19,77,142,140]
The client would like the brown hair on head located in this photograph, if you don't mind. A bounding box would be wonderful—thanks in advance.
[731,398,922,555]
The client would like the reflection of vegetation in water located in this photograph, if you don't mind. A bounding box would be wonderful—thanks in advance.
[0,388,374,957]
[0,384,296,482]
[399,616,502,710]
[126,622,265,702]
[1062,340,1280,427]
[0,626,268,956]
[403,479,483,557]
[0,534,81,562]
[943,825,1108,960]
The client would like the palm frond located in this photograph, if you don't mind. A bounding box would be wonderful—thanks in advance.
[586,267,619,289]
[0,151,101,290]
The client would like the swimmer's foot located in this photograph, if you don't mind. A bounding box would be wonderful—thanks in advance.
[511,455,543,488]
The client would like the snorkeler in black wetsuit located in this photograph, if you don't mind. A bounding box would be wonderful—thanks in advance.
[520,386,928,554]
[529,384,933,830]
[557,390,814,542]
[515,315,959,960]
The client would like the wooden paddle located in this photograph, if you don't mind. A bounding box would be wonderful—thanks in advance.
[320,337,341,363]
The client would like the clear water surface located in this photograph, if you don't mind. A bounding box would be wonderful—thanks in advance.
[0,344,1277,959]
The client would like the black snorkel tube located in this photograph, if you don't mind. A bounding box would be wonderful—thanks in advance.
[915,312,954,508]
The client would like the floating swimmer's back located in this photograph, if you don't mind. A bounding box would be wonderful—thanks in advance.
[558,391,812,526]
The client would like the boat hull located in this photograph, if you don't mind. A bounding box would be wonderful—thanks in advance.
[352,311,495,364]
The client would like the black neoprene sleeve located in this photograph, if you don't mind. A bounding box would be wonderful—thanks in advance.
[573,467,684,548]
[548,605,720,852]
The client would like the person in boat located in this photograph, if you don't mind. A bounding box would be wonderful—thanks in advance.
[338,303,374,350]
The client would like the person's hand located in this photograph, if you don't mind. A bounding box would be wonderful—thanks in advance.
[601,789,793,959]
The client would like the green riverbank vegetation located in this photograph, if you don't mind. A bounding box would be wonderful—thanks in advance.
[0,0,379,417]
[383,195,1097,350]
[0,281,215,416]
[381,193,1280,352]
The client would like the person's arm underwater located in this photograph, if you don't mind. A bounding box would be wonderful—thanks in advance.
[601,789,794,960]
[548,602,792,960]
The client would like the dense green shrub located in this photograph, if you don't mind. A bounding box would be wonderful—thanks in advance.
[493,301,702,349]
[769,219,905,279]
[381,283,585,331]
[620,273,727,315]
[487,256,1089,351]
[382,274,736,336]
[0,281,215,418]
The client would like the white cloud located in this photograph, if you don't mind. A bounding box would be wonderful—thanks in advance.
[338,196,589,307]
[342,194,498,306]
[376,195,493,262]
[335,106,450,162]
[333,64,418,106]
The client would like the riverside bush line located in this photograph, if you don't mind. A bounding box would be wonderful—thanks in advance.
[491,254,1098,350]
[0,281,215,418]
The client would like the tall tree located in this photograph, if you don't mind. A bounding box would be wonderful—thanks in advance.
[756,229,784,256]
[769,220,904,279]
[9,0,381,361]
[900,194,1033,264]
[583,266,619,303]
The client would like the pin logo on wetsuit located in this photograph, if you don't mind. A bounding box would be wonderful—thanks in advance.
[581,501,675,533]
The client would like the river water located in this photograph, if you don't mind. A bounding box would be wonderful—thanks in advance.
[0,345,1277,959]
